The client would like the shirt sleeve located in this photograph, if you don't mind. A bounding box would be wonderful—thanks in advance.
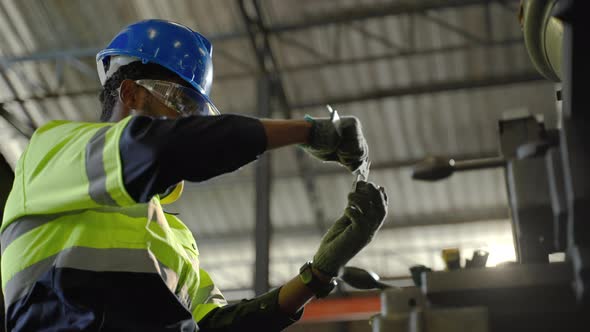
[119,114,267,203]
[196,287,303,332]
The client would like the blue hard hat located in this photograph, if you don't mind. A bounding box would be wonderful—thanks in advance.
[96,19,213,97]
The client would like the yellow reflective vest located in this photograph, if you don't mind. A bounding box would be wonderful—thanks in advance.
[1,117,225,325]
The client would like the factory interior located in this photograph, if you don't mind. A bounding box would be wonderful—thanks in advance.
[0,0,588,331]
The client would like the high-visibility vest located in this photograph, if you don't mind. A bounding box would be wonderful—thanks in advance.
[1,117,225,324]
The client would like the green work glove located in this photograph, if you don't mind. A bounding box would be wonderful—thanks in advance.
[303,115,368,172]
[312,181,388,277]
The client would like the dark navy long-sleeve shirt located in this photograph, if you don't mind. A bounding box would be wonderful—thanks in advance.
[120,114,267,203]
[119,114,302,331]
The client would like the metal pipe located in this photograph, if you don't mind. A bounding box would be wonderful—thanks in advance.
[452,156,506,171]
[413,156,505,181]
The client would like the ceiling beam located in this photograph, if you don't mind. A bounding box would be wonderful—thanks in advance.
[0,71,545,111]
[216,37,524,81]
[0,0,512,67]
[265,0,503,34]
[196,205,509,244]
[1,38,519,89]
[185,150,502,190]
[0,103,34,138]
[419,12,489,44]
[0,88,99,104]
[292,72,545,110]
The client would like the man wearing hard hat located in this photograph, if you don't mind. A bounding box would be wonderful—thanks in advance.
[1,20,388,331]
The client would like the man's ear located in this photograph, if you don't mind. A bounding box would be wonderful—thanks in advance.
[119,79,139,109]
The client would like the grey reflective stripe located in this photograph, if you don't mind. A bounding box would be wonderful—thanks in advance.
[1,205,148,254]
[1,214,54,254]
[158,260,180,293]
[85,126,118,206]
[4,247,166,307]
[4,251,55,308]
[177,284,192,309]
[205,286,227,306]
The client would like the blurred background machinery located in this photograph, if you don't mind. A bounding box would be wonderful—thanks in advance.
[0,0,579,331]
[400,0,590,330]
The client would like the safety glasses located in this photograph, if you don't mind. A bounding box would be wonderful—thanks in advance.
[135,79,220,116]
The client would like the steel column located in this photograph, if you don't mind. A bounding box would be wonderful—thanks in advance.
[239,0,328,242]
[254,74,272,295]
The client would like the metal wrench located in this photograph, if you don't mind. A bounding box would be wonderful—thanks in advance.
[326,105,371,191]
[327,104,342,136]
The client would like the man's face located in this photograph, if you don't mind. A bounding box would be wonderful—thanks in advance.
[120,78,194,120]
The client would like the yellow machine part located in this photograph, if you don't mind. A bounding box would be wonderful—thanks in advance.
[520,0,563,82]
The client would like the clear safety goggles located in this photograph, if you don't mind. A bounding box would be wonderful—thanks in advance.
[135,79,220,116]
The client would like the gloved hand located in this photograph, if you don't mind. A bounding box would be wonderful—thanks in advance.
[312,181,388,277]
[302,115,368,172]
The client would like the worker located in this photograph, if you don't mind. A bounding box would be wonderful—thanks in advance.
[1,19,388,331]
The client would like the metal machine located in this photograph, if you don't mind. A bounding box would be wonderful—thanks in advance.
[341,262,581,332]
[341,0,590,331]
